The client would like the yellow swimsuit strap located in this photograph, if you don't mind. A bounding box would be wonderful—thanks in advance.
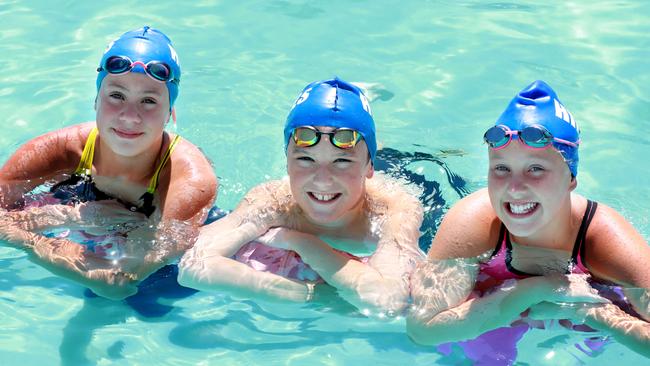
[73,127,99,176]
[73,127,182,195]
[146,134,182,194]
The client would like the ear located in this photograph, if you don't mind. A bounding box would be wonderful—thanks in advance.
[365,162,374,179]
[569,175,577,191]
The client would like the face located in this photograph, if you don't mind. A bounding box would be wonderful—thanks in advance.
[287,126,374,226]
[95,73,171,157]
[487,141,576,238]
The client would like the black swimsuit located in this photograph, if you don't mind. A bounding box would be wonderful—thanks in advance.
[49,127,181,217]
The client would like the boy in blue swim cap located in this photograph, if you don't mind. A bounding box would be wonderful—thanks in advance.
[408,81,650,356]
[179,78,425,314]
[0,26,216,300]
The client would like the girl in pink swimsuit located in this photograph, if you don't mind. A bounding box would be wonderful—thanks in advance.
[408,80,650,360]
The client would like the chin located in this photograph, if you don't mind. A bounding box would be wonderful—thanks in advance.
[303,208,343,226]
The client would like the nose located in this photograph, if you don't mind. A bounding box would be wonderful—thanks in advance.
[311,164,334,190]
[119,101,142,125]
[506,174,527,198]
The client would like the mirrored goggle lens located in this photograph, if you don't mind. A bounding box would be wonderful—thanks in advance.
[293,127,319,147]
[520,126,552,148]
[146,61,172,82]
[332,130,360,149]
[483,126,510,148]
[104,56,132,74]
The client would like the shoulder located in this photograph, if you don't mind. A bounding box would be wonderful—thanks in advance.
[365,173,423,212]
[167,135,217,189]
[239,179,292,209]
[228,179,293,228]
[1,122,94,180]
[428,188,501,260]
[584,200,650,287]
[159,135,217,221]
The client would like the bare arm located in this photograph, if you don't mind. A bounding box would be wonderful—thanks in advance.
[270,176,425,313]
[0,124,90,208]
[178,180,314,302]
[0,217,139,299]
[407,190,606,344]
[0,131,216,299]
[583,202,650,319]
[527,300,650,358]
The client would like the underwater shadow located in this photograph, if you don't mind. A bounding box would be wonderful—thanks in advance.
[375,147,470,251]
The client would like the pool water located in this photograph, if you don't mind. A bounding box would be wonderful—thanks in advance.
[1,1,649,365]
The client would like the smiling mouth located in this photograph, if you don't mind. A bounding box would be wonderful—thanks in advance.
[112,128,144,139]
[308,192,342,203]
[505,202,539,216]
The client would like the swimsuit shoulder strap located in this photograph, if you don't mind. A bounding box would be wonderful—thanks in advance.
[503,226,535,276]
[145,134,182,195]
[73,127,99,176]
[570,199,598,270]
[490,223,507,258]
[136,134,182,217]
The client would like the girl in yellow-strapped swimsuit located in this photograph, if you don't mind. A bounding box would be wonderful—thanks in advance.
[0,26,216,300]
[46,126,182,217]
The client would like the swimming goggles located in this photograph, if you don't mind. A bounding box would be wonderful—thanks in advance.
[291,126,362,149]
[483,124,579,150]
[97,55,179,84]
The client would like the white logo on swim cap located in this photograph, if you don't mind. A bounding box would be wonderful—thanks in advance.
[168,44,179,66]
[359,92,372,116]
[554,99,576,129]
[293,86,313,107]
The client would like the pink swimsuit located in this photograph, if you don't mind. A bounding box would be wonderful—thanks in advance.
[475,200,597,294]
[233,241,369,283]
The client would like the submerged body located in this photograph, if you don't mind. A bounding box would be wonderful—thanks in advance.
[0,27,216,299]
[179,78,424,313]
[407,81,650,356]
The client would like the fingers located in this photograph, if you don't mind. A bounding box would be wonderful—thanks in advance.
[78,200,146,226]
[547,274,610,304]
[257,227,283,244]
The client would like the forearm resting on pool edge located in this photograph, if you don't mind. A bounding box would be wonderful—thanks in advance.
[4,229,139,300]
[582,303,650,357]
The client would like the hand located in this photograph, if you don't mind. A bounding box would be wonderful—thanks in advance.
[256,227,318,251]
[256,227,298,250]
[529,274,610,305]
[526,301,595,323]
[0,221,33,248]
[76,200,147,227]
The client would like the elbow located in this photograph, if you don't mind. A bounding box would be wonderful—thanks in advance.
[90,279,139,300]
[406,311,463,346]
[177,255,201,289]
[406,314,439,346]
[355,279,410,315]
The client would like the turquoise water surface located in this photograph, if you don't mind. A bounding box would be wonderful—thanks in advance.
[1,1,649,365]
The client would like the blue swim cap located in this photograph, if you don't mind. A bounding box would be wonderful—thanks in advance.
[96,26,181,109]
[494,80,580,176]
[284,78,377,163]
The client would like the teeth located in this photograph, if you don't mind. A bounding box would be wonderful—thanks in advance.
[313,193,336,202]
[509,202,537,214]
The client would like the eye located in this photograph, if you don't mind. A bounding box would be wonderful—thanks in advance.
[109,92,125,100]
[528,165,545,174]
[333,158,353,167]
[142,97,157,105]
[334,158,352,164]
[493,164,509,173]
[294,156,314,167]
